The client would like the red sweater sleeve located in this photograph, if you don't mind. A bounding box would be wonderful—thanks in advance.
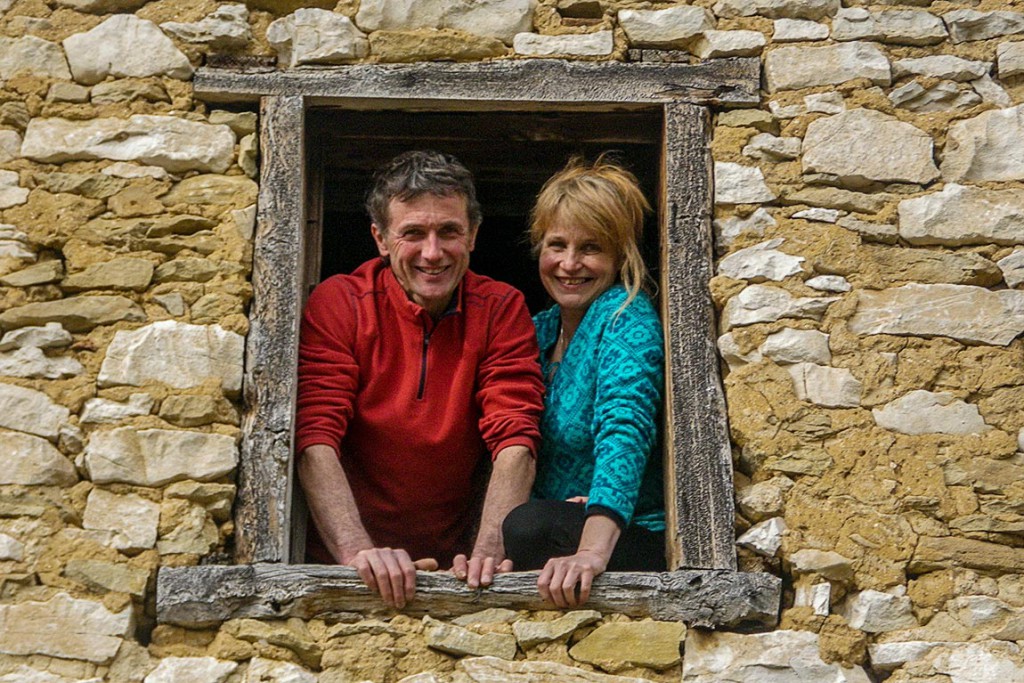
[295,277,359,457]
[475,288,545,459]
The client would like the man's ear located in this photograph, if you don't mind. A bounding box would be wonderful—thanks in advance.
[467,223,479,252]
[371,224,389,257]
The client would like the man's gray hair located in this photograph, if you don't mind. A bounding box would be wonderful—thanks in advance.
[366,150,482,231]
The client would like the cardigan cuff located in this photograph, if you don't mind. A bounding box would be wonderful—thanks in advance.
[585,504,627,531]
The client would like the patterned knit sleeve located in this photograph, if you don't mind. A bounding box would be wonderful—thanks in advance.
[586,294,664,526]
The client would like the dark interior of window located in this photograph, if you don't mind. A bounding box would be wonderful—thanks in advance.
[307,108,663,314]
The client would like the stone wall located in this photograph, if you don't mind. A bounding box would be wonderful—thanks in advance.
[1,0,1024,681]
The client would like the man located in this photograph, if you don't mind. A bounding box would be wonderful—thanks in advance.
[295,150,545,608]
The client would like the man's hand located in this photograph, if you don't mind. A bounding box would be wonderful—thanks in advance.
[451,552,513,589]
[347,548,438,609]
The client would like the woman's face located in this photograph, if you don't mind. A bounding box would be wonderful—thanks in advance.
[538,223,618,317]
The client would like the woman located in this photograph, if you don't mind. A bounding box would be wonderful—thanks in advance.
[503,156,666,607]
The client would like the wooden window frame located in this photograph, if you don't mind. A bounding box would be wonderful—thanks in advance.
[157,59,781,629]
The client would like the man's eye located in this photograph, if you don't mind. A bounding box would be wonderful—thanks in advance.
[402,230,424,240]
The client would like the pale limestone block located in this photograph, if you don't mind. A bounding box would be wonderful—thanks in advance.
[0,169,28,209]
[761,328,831,365]
[999,250,1024,288]
[717,332,763,371]
[804,91,845,114]
[268,9,369,67]
[868,641,949,672]
[0,260,64,287]
[0,667,101,683]
[0,226,34,262]
[849,283,1024,346]
[767,100,805,119]
[944,9,1024,43]
[1018,427,1024,452]
[772,19,829,42]
[243,658,317,683]
[209,110,257,137]
[424,616,517,659]
[0,295,145,333]
[232,204,257,240]
[806,275,851,293]
[157,500,217,555]
[831,8,947,45]
[453,608,520,626]
[898,183,1024,246]
[80,393,154,424]
[999,42,1024,79]
[922,642,1024,682]
[0,532,23,560]
[513,31,613,57]
[713,208,775,252]
[355,0,535,44]
[943,104,1024,182]
[682,630,872,682]
[397,674,442,683]
[840,590,917,632]
[721,285,836,330]
[0,383,69,440]
[46,81,89,103]
[743,133,800,160]
[947,595,1020,635]
[788,362,862,408]
[64,558,149,597]
[143,657,237,683]
[736,475,793,522]
[893,55,990,81]
[83,488,159,551]
[0,322,72,351]
[791,207,839,222]
[838,217,901,244]
[717,109,777,131]
[873,390,990,435]
[719,238,804,282]
[62,15,192,84]
[764,42,890,93]
[161,4,252,49]
[0,593,133,664]
[2,431,76,485]
[692,30,765,58]
[0,129,21,163]
[98,320,244,393]
[458,656,658,682]
[794,582,831,616]
[512,610,600,648]
[889,79,981,112]
[570,621,686,672]
[239,133,257,178]
[83,427,238,486]
[22,116,234,174]
[714,162,776,204]
[713,0,839,20]
[802,109,938,187]
[737,516,786,557]
[160,173,258,208]
[62,257,154,292]
[789,548,854,581]
[618,6,714,48]
[0,346,84,379]
[101,162,171,181]
[53,0,147,11]
[0,35,71,80]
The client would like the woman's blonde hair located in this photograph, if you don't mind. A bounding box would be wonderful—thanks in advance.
[529,155,653,312]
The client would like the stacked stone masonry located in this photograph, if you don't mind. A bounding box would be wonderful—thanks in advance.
[1,0,1024,680]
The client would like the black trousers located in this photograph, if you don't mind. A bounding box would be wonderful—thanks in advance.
[502,499,667,572]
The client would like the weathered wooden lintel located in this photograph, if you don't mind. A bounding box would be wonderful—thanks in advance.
[193,58,760,108]
[157,564,780,629]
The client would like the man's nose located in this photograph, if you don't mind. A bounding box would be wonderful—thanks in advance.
[422,232,443,260]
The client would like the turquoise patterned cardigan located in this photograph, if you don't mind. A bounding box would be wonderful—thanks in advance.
[532,284,666,532]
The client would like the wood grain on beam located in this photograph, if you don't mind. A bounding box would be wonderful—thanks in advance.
[157,564,780,629]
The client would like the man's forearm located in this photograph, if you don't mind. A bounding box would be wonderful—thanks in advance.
[297,444,373,563]
[472,445,535,559]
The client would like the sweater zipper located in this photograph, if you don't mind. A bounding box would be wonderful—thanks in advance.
[417,324,431,400]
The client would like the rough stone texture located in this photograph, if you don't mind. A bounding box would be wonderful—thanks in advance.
[714,162,776,204]
[423,616,517,659]
[158,499,218,555]
[788,362,862,408]
[355,0,535,44]
[457,656,658,683]
[0,593,132,664]
[873,390,990,435]
[789,549,854,581]
[98,321,244,393]
[889,80,980,112]
[0,171,28,209]
[0,346,84,379]
[0,130,21,164]
[998,250,1024,288]
[62,15,193,85]
[719,239,804,281]
[683,630,872,682]
[736,475,793,522]
[721,285,836,330]
[569,621,686,672]
[764,43,890,93]
[898,184,1024,246]
[718,332,763,370]
[0,296,145,333]
[2,431,77,485]
[161,4,252,49]
[0,383,70,440]
[841,590,917,632]
[869,641,950,672]
[714,208,776,252]
[999,41,1024,79]
[848,284,1024,346]
[144,657,237,683]
[65,558,149,596]
[911,536,1024,574]
[737,516,786,557]
[618,6,715,48]
[944,10,1024,43]
[713,0,839,20]
[0,260,63,287]
[832,8,947,45]
[802,109,938,187]
[370,29,507,62]
[0,35,72,80]
[62,258,154,292]
[893,55,991,81]
[972,73,1013,107]
[744,133,801,161]
[452,608,520,626]
[772,19,829,42]
[513,31,613,57]
[891,641,1024,682]
[53,0,147,11]
[83,488,159,551]
[22,116,235,175]
[942,105,1024,182]
[512,610,600,648]
[268,9,370,67]
[805,275,850,293]
[761,328,831,365]
[83,426,238,486]
[244,658,317,683]
[80,393,154,423]
[693,30,765,58]
[0,533,24,561]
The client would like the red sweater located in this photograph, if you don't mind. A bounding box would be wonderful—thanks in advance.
[296,258,544,564]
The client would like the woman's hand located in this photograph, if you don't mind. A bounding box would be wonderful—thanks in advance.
[538,550,608,607]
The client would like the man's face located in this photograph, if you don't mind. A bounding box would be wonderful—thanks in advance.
[372,193,477,318]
